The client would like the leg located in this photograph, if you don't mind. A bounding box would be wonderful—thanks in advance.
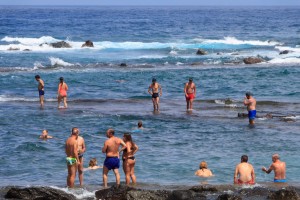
[129,161,136,184]
[103,166,109,187]
[67,164,77,188]
[152,98,156,111]
[40,95,44,107]
[58,96,62,108]
[63,96,68,108]
[123,160,131,185]
[186,99,190,110]
[156,97,160,111]
[112,168,120,186]
[78,157,84,186]
[249,119,255,125]
[189,99,194,110]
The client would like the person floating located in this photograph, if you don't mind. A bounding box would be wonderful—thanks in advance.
[65,127,80,188]
[102,129,126,187]
[121,133,139,185]
[39,129,52,139]
[262,153,286,183]
[85,158,103,170]
[148,78,162,111]
[243,92,256,125]
[57,77,68,108]
[184,78,196,111]
[195,161,214,177]
[35,75,45,107]
[234,155,255,185]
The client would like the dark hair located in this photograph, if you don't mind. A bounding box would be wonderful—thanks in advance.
[245,92,253,97]
[189,77,193,81]
[35,75,40,79]
[108,129,115,135]
[72,127,79,135]
[241,155,248,162]
[123,133,136,151]
[59,77,64,83]
[152,78,156,82]
[138,121,143,128]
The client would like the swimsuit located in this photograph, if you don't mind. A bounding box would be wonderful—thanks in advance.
[238,179,255,185]
[59,84,67,97]
[274,179,286,183]
[152,93,159,98]
[186,93,195,100]
[66,157,77,165]
[123,156,135,162]
[248,110,256,120]
[78,153,84,158]
[104,157,120,170]
[39,90,44,96]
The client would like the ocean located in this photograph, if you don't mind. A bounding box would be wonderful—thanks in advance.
[0,5,299,199]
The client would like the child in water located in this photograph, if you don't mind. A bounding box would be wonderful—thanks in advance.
[195,161,214,177]
[85,158,103,170]
[39,129,53,139]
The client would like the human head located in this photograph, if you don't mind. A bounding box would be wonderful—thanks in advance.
[199,161,208,169]
[35,75,40,80]
[152,78,156,83]
[42,129,48,136]
[59,77,64,83]
[123,133,133,142]
[241,155,248,163]
[89,158,97,167]
[245,92,253,99]
[138,121,143,128]
[272,153,280,162]
[189,77,193,82]
[71,127,79,137]
[106,129,114,138]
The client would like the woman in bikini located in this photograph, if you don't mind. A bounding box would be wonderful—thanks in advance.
[121,133,139,185]
[57,77,68,108]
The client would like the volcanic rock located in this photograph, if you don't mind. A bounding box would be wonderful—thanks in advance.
[243,57,264,64]
[81,40,94,47]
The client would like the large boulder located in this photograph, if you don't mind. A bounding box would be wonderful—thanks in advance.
[243,57,264,64]
[279,50,290,55]
[81,40,94,47]
[268,187,300,200]
[50,41,71,48]
[5,186,76,200]
[196,49,207,55]
[7,47,20,51]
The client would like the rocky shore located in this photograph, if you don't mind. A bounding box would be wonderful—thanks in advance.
[3,184,300,200]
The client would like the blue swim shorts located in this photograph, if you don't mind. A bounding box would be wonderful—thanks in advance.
[104,157,120,170]
[39,90,45,96]
[274,179,286,183]
[248,110,256,120]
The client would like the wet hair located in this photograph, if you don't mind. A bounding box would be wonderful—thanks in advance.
[138,121,143,128]
[272,153,280,160]
[35,75,40,79]
[72,127,79,135]
[123,133,136,151]
[107,129,115,135]
[189,77,193,82]
[89,158,97,167]
[245,92,253,97]
[59,77,64,83]
[152,78,156,82]
[241,155,248,162]
[43,129,48,134]
[199,161,208,170]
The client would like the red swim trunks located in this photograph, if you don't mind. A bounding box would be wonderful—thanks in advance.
[186,93,195,100]
[238,179,255,185]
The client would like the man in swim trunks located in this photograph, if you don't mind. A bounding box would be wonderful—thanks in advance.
[57,77,68,108]
[244,92,256,125]
[35,75,44,107]
[77,133,86,186]
[102,129,126,187]
[148,78,162,111]
[184,78,196,110]
[262,154,286,183]
[234,155,255,185]
[65,127,80,188]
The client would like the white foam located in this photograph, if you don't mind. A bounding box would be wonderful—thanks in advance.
[268,57,300,64]
[1,36,58,45]
[214,100,225,105]
[49,57,74,66]
[283,116,300,120]
[50,186,95,199]
[0,95,36,102]
[275,46,300,53]
[169,50,178,55]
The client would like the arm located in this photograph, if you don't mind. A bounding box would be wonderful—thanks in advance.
[159,84,162,96]
[234,166,239,184]
[193,84,196,96]
[262,164,273,174]
[102,141,107,153]
[148,85,152,95]
[47,135,53,139]
[132,144,139,155]
[119,140,127,153]
[73,142,80,164]
[184,84,187,96]
[82,139,86,153]
[65,83,68,91]
[244,97,252,106]
[251,167,256,182]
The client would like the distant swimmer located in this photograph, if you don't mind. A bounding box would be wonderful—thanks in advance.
[35,75,44,107]
[65,127,80,188]
[121,133,139,185]
[243,92,256,125]
[39,129,53,139]
[195,161,214,177]
[138,121,143,129]
[57,77,68,108]
[85,158,103,170]
[234,155,255,185]
[184,78,196,110]
[102,129,126,187]
[262,154,286,183]
[148,78,162,111]
[77,133,86,186]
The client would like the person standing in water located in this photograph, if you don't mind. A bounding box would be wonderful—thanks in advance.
[148,78,162,111]
[184,78,196,110]
[121,133,139,185]
[57,77,68,108]
[262,154,286,183]
[244,92,256,125]
[77,132,86,186]
[35,75,45,107]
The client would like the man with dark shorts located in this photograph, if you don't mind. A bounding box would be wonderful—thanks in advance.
[102,129,126,187]
[244,92,256,125]
[262,154,286,183]
[35,75,44,107]
[148,78,162,111]
[184,78,196,110]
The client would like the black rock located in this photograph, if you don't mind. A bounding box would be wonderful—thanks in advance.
[5,186,76,200]
[279,50,290,55]
[7,47,20,51]
[120,63,127,67]
[81,40,94,47]
[196,49,207,55]
[243,57,264,64]
[50,41,71,48]
[268,187,300,200]
[168,190,206,200]
[217,193,242,200]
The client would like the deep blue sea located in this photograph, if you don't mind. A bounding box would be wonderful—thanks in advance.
[0,6,300,199]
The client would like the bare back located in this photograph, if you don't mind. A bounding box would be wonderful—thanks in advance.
[123,141,138,159]
[272,161,286,179]
[195,169,213,177]
[149,82,160,93]
[38,79,44,90]
[103,136,122,157]
[77,136,85,154]
[185,82,195,94]
[235,163,255,182]
[245,97,256,111]
[65,137,78,158]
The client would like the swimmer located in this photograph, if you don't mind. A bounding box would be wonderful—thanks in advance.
[234,155,255,185]
[39,129,53,139]
[148,78,162,111]
[35,75,45,107]
[85,158,103,170]
[262,154,286,183]
[184,78,196,110]
[195,161,214,177]
[57,77,68,108]
[137,121,143,129]
[244,92,256,125]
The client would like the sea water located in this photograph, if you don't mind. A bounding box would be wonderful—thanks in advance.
[0,5,299,198]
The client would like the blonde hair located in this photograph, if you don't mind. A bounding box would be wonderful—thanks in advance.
[89,158,97,167]
[199,161,208,169]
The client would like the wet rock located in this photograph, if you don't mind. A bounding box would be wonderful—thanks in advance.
[231,52,239,55]
[7,47,20,51]
[169,190,206,200]
[279,50,290,55]
[50,41,71,48]
[243,57,264,64]
[280,118,296,123]
[23,49,31,51]
[196,49,207,55]
[268,187,300,200]
[95,185,136,200]
[120,63,127,67]
[128,190,171,200]
[238,187,271,198]
[189,185,219,192]
[190,62,204,66]
[217,193,242,200]
[238,113,248,118]
[81,40,94,47]
[5,186,76,200]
